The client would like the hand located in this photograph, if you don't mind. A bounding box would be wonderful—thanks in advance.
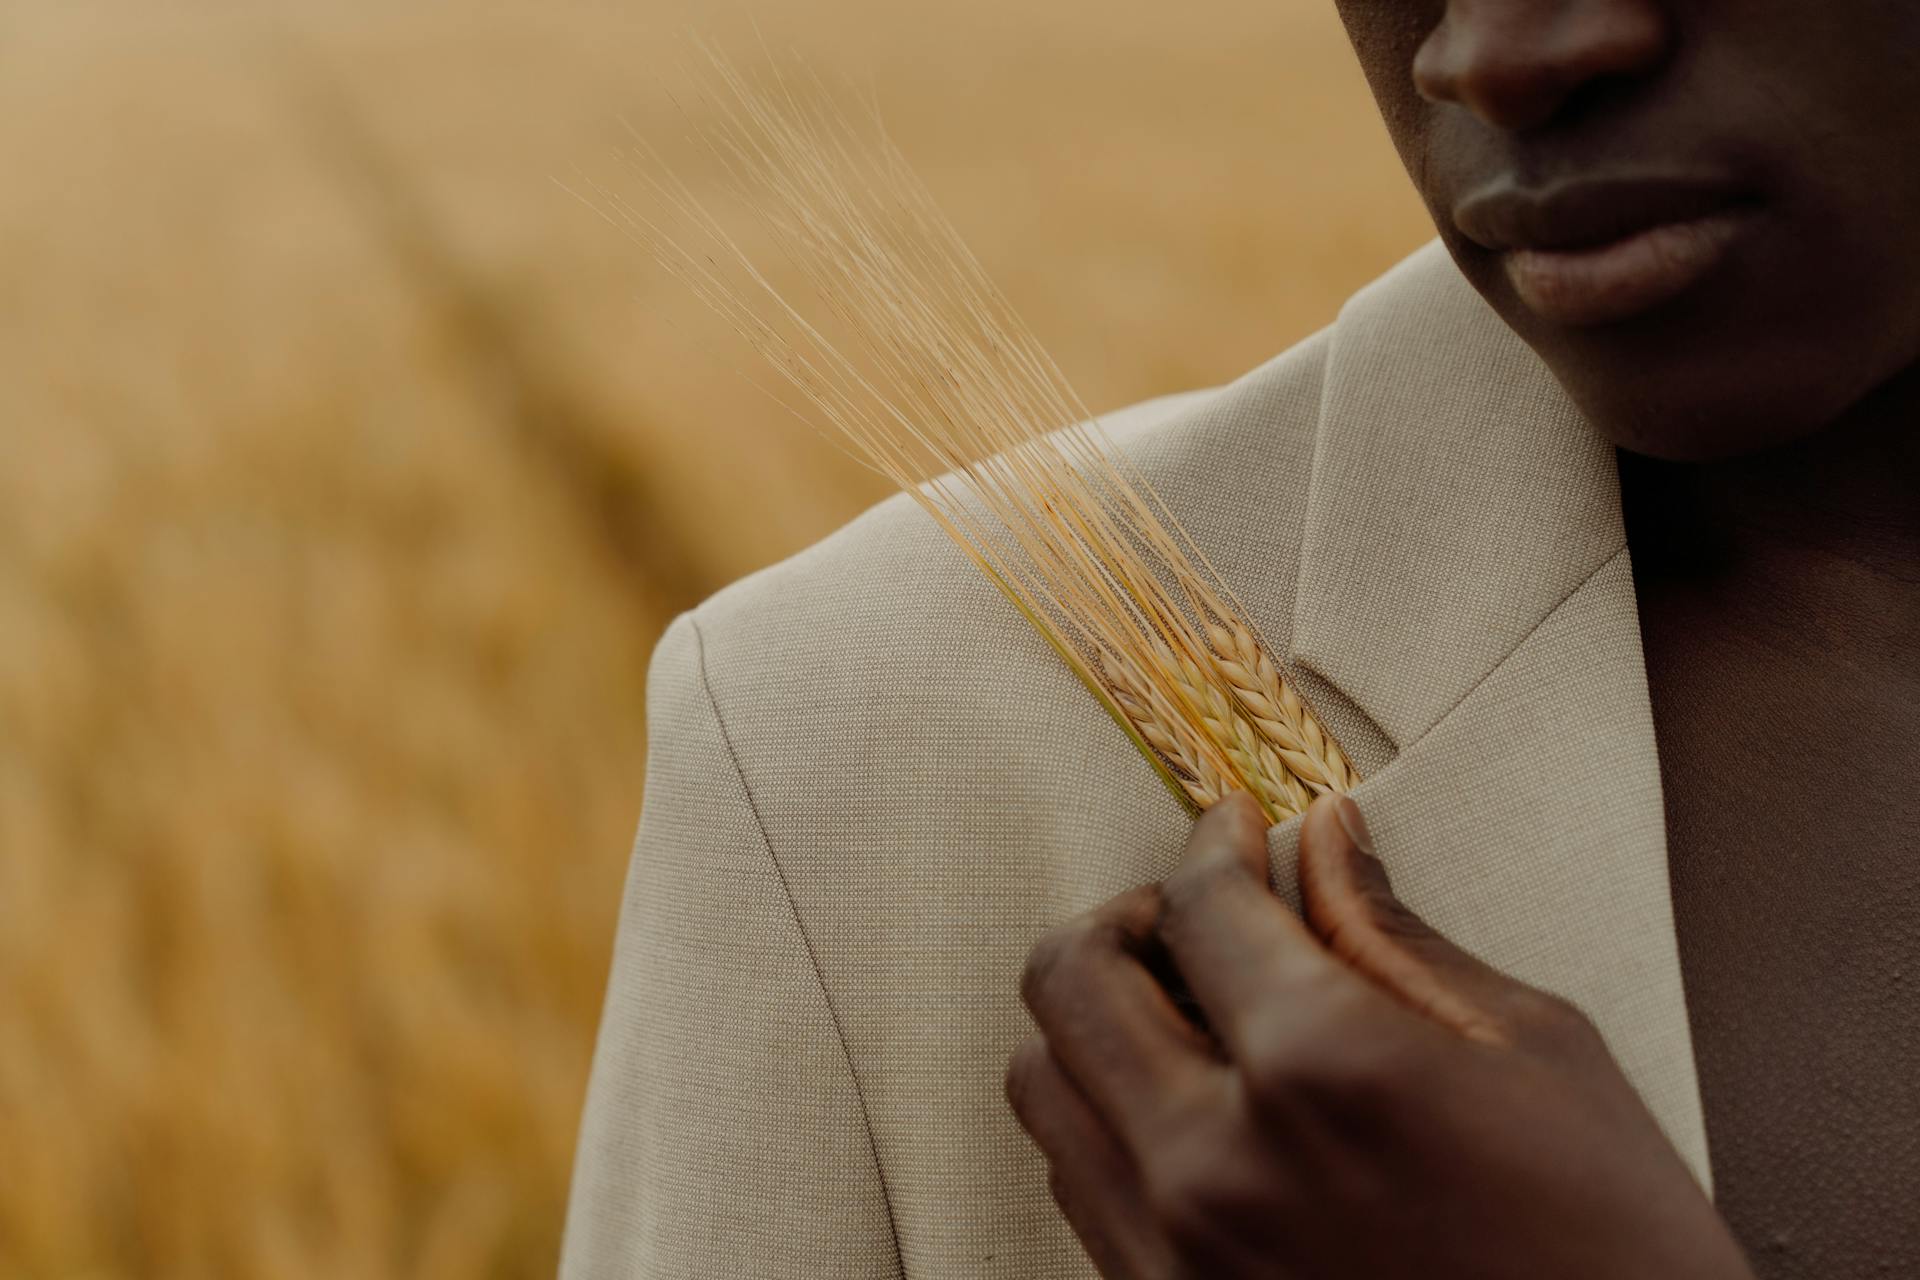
[1005,791,1755,1279]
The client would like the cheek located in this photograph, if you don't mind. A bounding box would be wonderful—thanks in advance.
[1330,2,1441,160]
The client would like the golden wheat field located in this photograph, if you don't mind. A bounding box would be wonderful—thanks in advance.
[0,2,1430,1276]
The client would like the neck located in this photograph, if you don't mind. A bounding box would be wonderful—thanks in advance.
[1621,365,1920,583]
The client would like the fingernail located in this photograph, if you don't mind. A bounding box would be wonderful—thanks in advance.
[1333,794,1375,857]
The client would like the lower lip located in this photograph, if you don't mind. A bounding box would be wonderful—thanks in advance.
[1503,213,1750,327]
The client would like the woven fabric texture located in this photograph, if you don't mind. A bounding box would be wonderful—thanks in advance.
[559,241,1709,1279]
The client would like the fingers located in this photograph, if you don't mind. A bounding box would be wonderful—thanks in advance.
[1297,793,1511,1047]
[1156,792,1378,1062]
[1019,883,1223,1153]
[1004,1036,1176,1280]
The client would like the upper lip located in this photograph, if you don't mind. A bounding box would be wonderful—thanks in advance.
[1454,175,1752,253]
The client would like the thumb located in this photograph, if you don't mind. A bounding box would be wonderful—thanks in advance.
[1297,793,1511,1047]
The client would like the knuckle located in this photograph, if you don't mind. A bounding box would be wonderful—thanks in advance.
[1120,879,1167,917]
[1021,888,1161,1011]
[1114,882,1168,947]
[1158,855,1235,937]
[1165,846,1238,906]
[1019,921,1085,1009]
[1003,1036,1049,1120]
[1243,1000,1416,1120]
[1365,893,1436,944]
[1516,988,1601,1045]
[1238,1011,1305,1104]
[1251,1045,1396,1118]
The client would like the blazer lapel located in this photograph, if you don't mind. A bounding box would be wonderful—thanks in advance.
[1267,243,1714,1187]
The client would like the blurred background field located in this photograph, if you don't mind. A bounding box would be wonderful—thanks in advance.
[0,2,1429,1276]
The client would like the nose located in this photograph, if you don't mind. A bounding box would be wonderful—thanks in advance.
[1412,0,1673,132]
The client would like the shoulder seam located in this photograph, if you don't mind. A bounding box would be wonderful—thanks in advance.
[685,613,908,1278]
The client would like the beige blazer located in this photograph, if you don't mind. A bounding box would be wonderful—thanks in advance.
[559,242,1711,1278]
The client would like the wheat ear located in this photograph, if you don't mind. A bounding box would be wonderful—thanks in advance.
[1204,622,1358,797]
[1099,649,1230,810]
[595,53,1359,823]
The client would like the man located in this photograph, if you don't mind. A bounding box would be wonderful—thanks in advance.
[1001,2,1920,1276]
[562,1,1918,1275]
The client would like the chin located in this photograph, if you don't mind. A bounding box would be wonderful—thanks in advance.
[1554,363,1839,463]
[1444,219,1919,463]
[1500,292,1895,465]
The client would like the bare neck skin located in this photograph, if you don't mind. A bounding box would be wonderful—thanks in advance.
[1620,370,1920,1279]
[1625,364,1920,583]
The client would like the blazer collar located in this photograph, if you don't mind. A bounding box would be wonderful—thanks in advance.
[1290,242,1627,748]
[1270,242,1715,1187]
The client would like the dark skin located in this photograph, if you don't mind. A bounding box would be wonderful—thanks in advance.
[1011,0,1919,1274]
[1622,401,1920,1275]
[1009,795,1757,1278]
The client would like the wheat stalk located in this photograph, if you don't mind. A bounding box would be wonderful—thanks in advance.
[584,52,1356,822]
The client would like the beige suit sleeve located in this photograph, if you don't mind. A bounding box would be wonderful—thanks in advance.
[559,614,903,1279]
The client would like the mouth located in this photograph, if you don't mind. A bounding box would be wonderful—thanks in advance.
[1454,176,1759,327]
